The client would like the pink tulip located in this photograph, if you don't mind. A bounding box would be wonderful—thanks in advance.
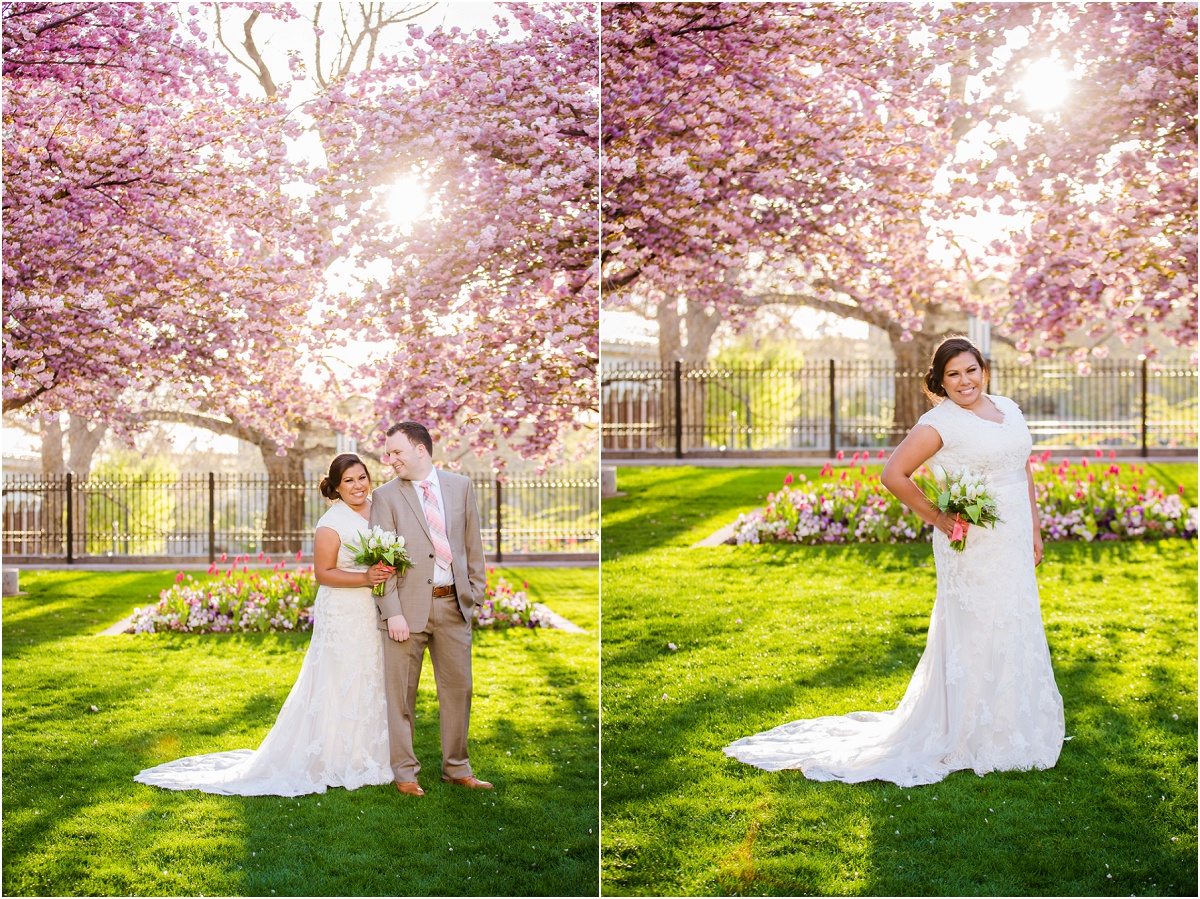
[220,553,227,562]
[1109,450,1117,460]
[877,449,886,459]
[784,473,794,485]
[175,571,185,583]
[1094,449,1103,458]
[836,450,844,461]
[296,550,303,562]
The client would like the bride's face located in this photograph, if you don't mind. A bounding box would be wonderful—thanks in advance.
[336,464,371,507]
[941,351,987,407]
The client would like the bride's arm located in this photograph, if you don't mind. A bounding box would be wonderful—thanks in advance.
[880,424,962,539]
[1026,460,1044,567]
[313,526,389,588]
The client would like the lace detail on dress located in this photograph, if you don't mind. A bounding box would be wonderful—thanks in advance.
[724,394,1065,787]
[134,501,392,796]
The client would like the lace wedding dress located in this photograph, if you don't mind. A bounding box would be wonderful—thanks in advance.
[134,500,392,796]
[725,394,1065,787]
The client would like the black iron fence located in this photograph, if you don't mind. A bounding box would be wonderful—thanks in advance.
[1,471,598,563]
[602,359,1197,455]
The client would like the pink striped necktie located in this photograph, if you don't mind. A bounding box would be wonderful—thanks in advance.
[420,480,453,569]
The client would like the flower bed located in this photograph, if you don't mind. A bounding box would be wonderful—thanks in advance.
[132,556,317,634]
[734,452,1197,546]
[473,574,558,629]
[132,558,557,635]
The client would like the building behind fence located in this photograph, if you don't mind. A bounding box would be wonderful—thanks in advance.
[602,358,1197,456]
[2,470,598,563]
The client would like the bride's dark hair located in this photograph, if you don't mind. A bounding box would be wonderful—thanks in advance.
[923,336,989,403]
[319,453,369,501]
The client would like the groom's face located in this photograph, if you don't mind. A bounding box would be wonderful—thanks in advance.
[383,432,426,481]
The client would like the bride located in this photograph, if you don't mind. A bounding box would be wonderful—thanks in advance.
[134,453,395,796]
[724,336,1065,787]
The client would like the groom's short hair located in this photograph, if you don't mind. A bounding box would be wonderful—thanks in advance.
[386,421,434,456]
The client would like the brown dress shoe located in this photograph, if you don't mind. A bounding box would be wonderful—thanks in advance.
[442,774,493,789]
[395,781,425,796]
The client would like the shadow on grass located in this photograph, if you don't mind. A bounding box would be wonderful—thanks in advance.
[601,538,1197,896]
[603,467,809,556]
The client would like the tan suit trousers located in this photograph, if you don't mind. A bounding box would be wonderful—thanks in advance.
[382,591,474,781]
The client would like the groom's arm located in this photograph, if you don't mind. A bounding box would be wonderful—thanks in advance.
[369,489,405,621]
[463,479,487,603]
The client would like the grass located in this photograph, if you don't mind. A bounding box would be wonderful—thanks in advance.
[601,464,1198,896]
[2,566,598,897]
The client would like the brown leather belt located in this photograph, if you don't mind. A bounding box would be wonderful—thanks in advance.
[432,584,457,598]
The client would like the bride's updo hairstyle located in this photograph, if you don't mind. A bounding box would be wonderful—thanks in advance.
[923,336,989,404]
[319,453,369,501]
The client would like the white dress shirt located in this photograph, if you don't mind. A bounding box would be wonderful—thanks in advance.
[414,469,455,587]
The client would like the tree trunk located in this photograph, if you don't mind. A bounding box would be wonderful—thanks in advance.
[890,335,940,444]
[38,415,107,556]
[655,295,723,450]
[262,449,309,555]
[887,300,969,442]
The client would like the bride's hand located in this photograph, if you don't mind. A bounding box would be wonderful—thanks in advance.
[1032,531,1044,567]
[367,562,392,586]
[933,511,968,539]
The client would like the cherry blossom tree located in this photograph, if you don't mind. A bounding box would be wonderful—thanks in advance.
[310,1,599,464]
[601,1,1196,432]
[182,1,599,465]
[5,2,599,550]
[2,2,332,449]
[602,1,979,431]
[942,2,1197,363]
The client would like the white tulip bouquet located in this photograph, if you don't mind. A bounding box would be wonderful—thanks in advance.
[344,526,412,595]
[922,464,1002,551]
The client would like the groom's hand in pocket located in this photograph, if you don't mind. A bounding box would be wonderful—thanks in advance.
[387,614,411,642]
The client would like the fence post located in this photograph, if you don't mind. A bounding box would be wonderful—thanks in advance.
[673,360,683,459]
[208,472,216,563]
[828,359,837,456]
[1140,357,1148,458]
[494,478,503,563]
[65,472,73,564]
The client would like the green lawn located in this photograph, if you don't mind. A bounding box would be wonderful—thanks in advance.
[601,465,1198,897]
[2,566,599,897]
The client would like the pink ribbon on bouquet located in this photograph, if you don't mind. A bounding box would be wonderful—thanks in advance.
[950,516,965,544]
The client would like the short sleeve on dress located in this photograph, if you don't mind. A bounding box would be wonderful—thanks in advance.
[916,402,950,442]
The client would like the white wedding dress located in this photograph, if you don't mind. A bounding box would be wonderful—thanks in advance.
[134,500,392,796]
[725,394,1065,787]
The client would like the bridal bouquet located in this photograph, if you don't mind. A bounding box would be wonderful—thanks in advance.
[922,464,1002,551]
[344,527,412,595]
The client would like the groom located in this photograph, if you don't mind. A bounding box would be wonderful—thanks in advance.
[370,421,492,796]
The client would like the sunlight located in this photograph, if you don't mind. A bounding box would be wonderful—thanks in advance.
[1017,58,1072,110]
[385,175,427,232]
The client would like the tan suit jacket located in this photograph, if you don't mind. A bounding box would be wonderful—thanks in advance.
[369,470,486,631]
